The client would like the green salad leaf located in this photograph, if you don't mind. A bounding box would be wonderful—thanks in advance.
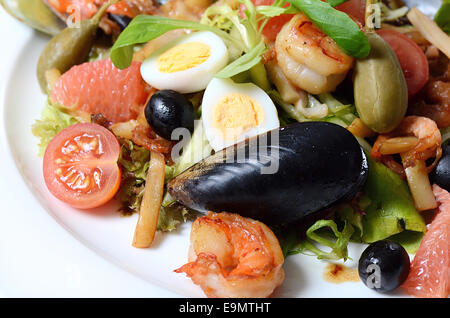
[110,15,244,69]
[118,139,150,181]
[361,155,426,243]
[31,101,79,157]
[288,0,370,58]
[279,153,426,259]
[158,203,199,232]
[269,91,357,126]
[304,219,354,260]
[435,0,450,33]
[116,139,199,231]
[286,219,354,260]
[216,41,266,79]
[326,0,350,6]
[388,231,424,254]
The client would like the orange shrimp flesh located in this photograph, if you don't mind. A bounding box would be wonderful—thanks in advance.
[175,212,285,298]
[274,13,354,95]
[371,116,442,211]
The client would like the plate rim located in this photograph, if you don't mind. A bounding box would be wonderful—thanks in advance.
[0,11,182,298]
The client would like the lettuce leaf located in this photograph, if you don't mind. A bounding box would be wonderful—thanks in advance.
[284,219,354,260]
[158,203,199,232]
[388,231,424,254]
[435,0,450,34]
[361,156,427,243]
[31,101,79,157]
[279,155,426,259]
[116,139,199,231]
[118,139,150,182]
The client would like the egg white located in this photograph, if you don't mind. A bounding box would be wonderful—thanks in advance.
[202,78,280,152]
[140,31,229,94]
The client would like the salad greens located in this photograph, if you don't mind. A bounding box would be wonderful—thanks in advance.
[276,91,426,258]
[281,153,426,259]
[301,219,355,260]
[32,101,79,157]
[435,0,450,33]
[269,91,357,127]
[111,0,369,84]
[110,16,244,69]
[116,139,198,231]
[361,155,426,244]
[287,0,370,58]
[325,0,350,6]
[33,0,432,259]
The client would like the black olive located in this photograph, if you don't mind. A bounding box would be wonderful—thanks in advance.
[145,90,195,141]
[107,13,132,30]
[430,144,450,191]
[358,241,410,293]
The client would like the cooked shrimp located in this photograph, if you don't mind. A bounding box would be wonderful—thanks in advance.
[175,212,285,298]
[371,116,442,211]
[372,116,442,169]
[274,13,354,95]
[394,116,442,168]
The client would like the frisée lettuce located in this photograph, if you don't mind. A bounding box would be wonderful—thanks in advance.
[31,101,79,157]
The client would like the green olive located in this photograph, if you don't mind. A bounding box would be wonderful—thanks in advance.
[1,0,65,35]
[36,0,118,93]
[354,31,408,133]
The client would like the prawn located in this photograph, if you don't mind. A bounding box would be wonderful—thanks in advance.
[371,116,442,211]
[175,212,285,298]
[274,13,354,95]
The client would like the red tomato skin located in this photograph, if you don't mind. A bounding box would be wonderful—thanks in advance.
[245,0,365,42]
[377,29,429,97]
[43,123,121,210]
[336,0,366,25]
[240,0,294,42]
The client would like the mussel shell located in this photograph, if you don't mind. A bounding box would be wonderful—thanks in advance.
[168,122,368,226]
[1,0,65,35]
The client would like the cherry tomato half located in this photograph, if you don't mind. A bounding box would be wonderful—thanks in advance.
[43,123,121,209]
[377,29,429,97]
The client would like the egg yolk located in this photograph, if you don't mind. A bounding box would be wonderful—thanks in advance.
[212,94,264,142]
[157,42,211,73]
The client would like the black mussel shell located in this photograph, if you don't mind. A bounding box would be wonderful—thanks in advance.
[168,122,368,225]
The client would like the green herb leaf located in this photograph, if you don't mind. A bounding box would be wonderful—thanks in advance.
[288,0,370,58]
[326,0,350,7]
[110,15,241,69]
[435,0,450,34]
[256,5,298,17]
[215,42,266,79]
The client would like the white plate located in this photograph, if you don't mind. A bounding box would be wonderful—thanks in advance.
[0,2,440,298]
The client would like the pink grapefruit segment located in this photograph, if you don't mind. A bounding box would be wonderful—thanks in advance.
[402,185,450,298]
[51,58,149,123]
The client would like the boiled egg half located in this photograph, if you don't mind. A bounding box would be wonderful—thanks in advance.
[140,31,228,94]
[202,78,280,151]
